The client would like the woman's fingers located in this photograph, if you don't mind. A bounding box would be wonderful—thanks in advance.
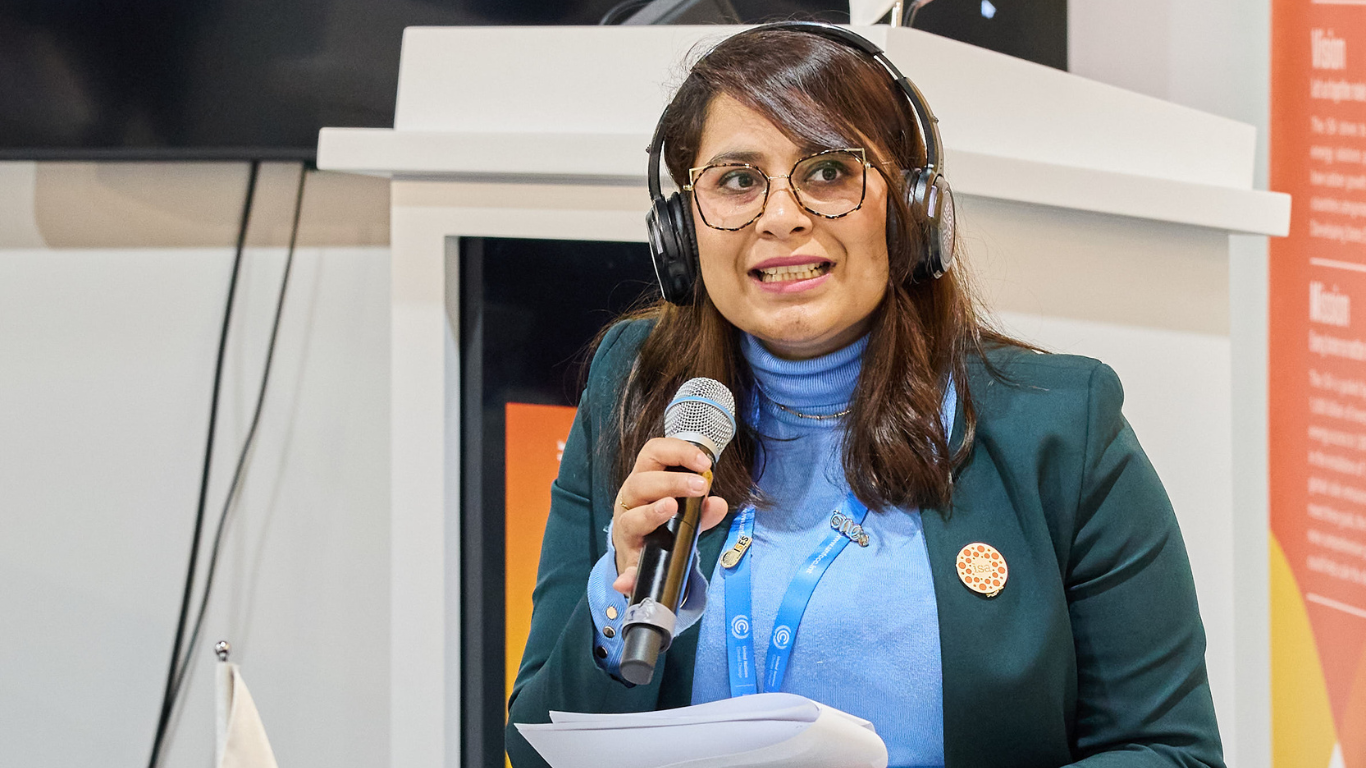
[631,437,713,474]
[613,565,637,596]
[613,498,675,574]
[613,497,676,542]
[613,495,730,578]
[612,437,721,579]
[616,469,711,511]
[612,497,729,597]
[700,495,729,532]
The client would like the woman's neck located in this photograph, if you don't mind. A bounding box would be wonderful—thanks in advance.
[741,332,865,413]
[751,317,873,361]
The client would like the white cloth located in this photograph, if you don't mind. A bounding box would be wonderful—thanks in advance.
[215,662,280,768]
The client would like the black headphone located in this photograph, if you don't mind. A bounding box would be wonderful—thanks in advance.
[645,21,957,306]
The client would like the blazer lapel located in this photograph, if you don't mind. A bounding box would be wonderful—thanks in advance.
[921,388,1074,768]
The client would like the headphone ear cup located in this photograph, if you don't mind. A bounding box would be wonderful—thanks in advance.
[920,174,955,280]
[672,192,699,279]
[647,196,683,304]
[665,192,699,303]
[647,193,699,305]
[888,168,919,271]
[903,167,955,281]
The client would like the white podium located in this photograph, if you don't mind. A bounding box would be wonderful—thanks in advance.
[318,24,1289,768]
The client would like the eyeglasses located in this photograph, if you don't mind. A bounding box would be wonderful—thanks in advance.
[684,148,872,231]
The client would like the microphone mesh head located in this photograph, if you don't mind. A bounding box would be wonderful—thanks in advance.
[664,377,737,459]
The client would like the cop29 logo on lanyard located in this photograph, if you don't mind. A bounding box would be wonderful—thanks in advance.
[721,490,872,697]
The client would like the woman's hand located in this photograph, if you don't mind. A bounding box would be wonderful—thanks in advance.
[612,437,729,595]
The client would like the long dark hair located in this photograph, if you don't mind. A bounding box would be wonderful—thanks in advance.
[608,27,1028,513]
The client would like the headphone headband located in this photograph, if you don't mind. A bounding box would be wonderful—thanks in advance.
[647,22,944,193]
[646,106,668,200]
[747,22,943,171]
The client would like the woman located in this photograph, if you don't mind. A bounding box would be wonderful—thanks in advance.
[507,22,1222,768]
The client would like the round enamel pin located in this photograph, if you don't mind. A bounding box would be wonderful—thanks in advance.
[956,542,1007,597]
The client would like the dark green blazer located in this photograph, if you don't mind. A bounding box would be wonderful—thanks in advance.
[506,320,1223,768]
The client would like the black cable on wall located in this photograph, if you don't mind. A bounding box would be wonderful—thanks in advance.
[146,161,308,768]
[147,160,259,768]
[168,164,308,710]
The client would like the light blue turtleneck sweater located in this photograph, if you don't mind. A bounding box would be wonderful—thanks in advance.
[586,334,946,768]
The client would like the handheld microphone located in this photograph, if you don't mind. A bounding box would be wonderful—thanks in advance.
[620,377,737,685]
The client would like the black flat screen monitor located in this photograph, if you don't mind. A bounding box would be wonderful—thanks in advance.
[0,0,1063,161]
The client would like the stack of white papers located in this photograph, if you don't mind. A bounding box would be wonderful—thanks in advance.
[514,693,888,768]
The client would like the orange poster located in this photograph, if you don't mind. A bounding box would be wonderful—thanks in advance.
[1271,4,1366,766]
[504,402,578,710]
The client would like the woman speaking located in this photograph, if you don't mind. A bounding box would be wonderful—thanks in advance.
[506,21,1222,768]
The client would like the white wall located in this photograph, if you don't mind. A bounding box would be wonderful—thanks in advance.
[0,161,391,768]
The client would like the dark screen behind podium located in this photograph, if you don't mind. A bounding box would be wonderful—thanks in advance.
[459,236,657,767]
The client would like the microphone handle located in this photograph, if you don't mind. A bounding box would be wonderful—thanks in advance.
[620,465,707,685]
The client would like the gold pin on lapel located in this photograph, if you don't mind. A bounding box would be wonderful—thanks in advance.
[956,543,1007,597]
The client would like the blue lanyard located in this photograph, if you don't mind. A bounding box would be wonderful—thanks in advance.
[722,490,870,697]
[721,377,957,698]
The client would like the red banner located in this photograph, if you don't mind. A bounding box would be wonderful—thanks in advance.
[1271,3,1366,766]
